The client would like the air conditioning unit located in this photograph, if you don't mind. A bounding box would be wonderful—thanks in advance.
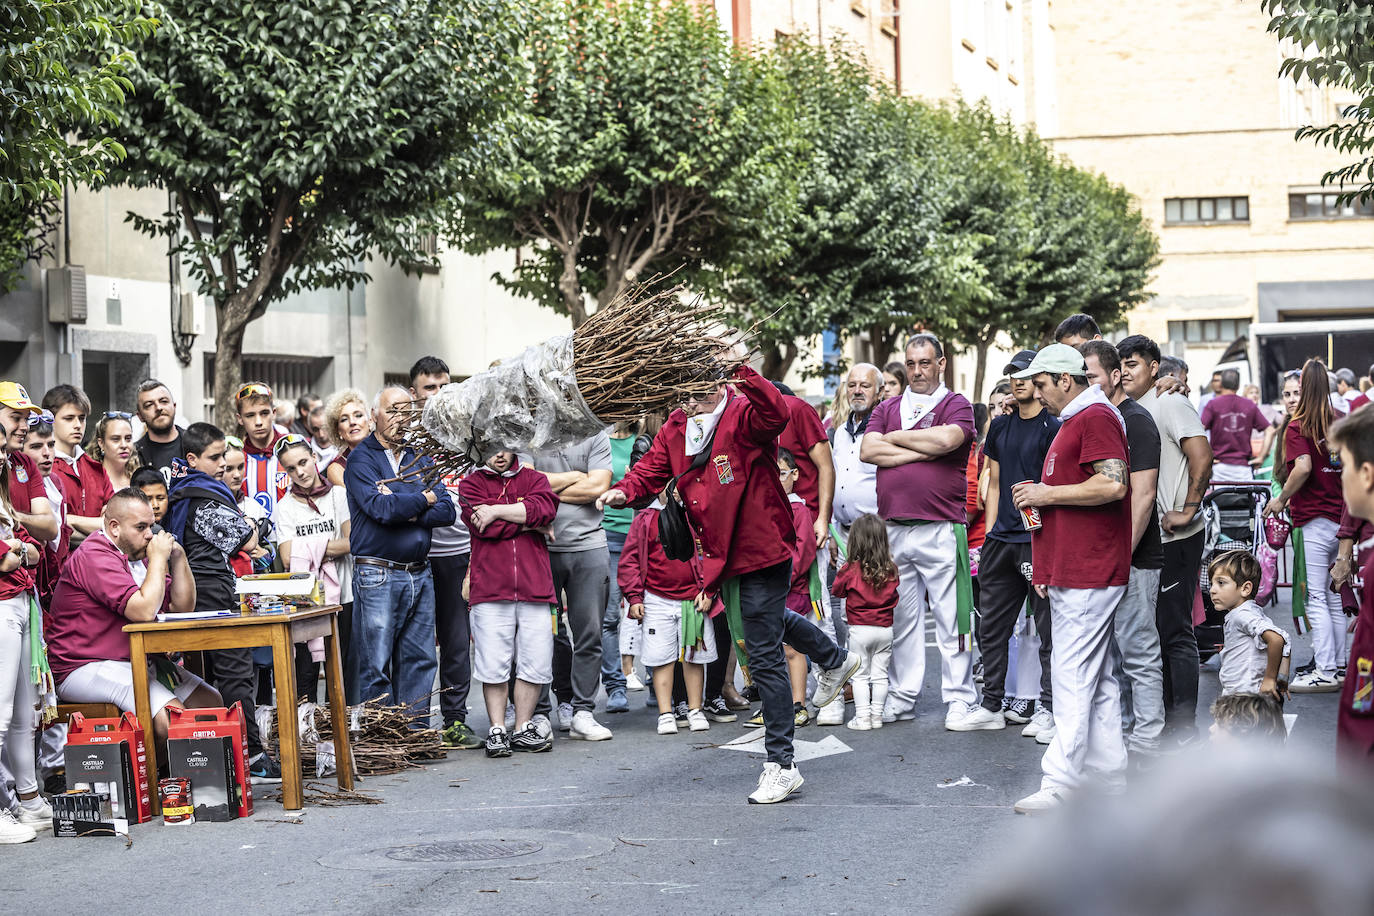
[178,291,205,336]
[46,266,88,324]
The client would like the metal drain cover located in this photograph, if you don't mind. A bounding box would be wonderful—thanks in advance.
[319,830,614,871]
[385,839,542,863]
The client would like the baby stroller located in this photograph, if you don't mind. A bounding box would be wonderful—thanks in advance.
[1195,481,1272,662]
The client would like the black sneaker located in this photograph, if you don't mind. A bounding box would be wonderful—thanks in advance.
[1295,658,1316,677]
[510,722,553,753]
[43,771,66,797]
[973,660,985,684]
[485,726,512,758]
[703,697,738,723]
[249,752,282,784]
[742,684,760,703]
[673,701,690,727]
[1003,698,1035,724]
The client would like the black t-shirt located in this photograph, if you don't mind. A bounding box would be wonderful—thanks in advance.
[983,407,1061,544]
[137,430,191,483]
[182,497,252,611]
[1118,397,1164,570]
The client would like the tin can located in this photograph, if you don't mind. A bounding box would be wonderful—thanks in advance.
[159,777,195,825]
[1015,480,1043,531]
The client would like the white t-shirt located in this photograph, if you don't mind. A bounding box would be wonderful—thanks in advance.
[1139,388,1208,544]
[271,487,352,604]
[1219,600,1289,695]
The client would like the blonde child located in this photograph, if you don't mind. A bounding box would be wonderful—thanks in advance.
[829,513,898,730]
[1209,550,1289,702]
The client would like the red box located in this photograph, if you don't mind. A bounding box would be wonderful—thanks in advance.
[66,712,151,824]
[167,704,254,818]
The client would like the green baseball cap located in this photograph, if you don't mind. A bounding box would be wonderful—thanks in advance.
[1011,343,1087,379]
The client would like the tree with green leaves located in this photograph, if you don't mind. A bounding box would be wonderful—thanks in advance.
[718,39,981,379]
[1,0,154,292]
[451,0,798,327]
[96,0,520,421]
[1265,0,1374,204]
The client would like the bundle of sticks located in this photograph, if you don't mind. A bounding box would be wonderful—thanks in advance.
[270,697,447,777]
[391,279,744,482]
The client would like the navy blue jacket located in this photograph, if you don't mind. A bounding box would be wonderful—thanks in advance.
[344,434,456,563]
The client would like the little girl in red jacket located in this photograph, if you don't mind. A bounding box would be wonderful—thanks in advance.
[830,514,898,730]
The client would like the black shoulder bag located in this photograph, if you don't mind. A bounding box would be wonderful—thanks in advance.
[658,428,717,562]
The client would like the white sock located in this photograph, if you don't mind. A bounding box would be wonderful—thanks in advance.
[20,795,45,811]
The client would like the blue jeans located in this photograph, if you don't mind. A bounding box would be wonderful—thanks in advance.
[601,530,628,693]
[350,561,438,725]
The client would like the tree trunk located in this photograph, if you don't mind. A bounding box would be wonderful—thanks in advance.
[213,303,248,430]
[759,341,799,381]
[560,251,588,327]
[972,337,991,404]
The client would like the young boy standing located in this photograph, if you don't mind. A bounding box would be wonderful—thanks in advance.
[458,449,561,758]
[235,382,288,521]
[166,422,281,781]
[42,385,111,547]
[1208,550,1289,701]
[1330,407,1374,758]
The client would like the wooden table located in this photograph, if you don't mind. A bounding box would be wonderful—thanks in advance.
[124,604,355,813]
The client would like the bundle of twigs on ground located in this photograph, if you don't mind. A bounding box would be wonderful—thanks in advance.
[268,696,447,777]
[391,279,743,483]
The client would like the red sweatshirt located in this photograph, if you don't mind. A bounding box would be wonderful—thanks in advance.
[830,561,898,628]
[458,466,560,606]
[615,366,794,590]
[617,505,699,605]
[785,496,817,615]
[1338,549,1374,758]
[51,451,113,521]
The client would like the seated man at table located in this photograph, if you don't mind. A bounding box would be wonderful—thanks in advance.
[48,488,221,741]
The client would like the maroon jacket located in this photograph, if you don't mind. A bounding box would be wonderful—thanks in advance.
[1338,550,1374,759]
[785,498,817,614]
[616,366,794,591]
[458,466,560,606]
[617,506,700,605]
[51,452,113,521]
[830,562,898,628]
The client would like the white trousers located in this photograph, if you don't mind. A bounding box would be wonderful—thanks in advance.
[0,595,38,800]
[885,521,975,713]
[848,624,893,717]
[1041,585,1127,793]
[470,601,555,684]
[1212,462,1253,482]
[1300,517,1345,674]
[640,591,718,667]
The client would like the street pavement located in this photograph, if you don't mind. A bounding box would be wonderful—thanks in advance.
[5,602,1342,915]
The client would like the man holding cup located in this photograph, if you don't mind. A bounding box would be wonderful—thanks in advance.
[972,350,1060,736]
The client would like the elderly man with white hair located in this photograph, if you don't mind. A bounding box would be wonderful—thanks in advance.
[343,385,456,723]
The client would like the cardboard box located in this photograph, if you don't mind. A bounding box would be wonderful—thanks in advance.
[65,711,151,824]
[52,789,127,838]
[167,736,237,821]
[167,704,253,818]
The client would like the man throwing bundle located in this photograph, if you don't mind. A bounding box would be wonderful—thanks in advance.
[1008,344,1132,814]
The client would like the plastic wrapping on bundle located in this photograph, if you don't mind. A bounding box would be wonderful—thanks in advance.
[418,333,606,461]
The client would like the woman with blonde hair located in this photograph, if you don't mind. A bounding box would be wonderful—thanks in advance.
[322,389,372,488]
[84,411,140,490]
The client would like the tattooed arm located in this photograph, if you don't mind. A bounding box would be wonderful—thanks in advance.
[1162,435,1213,534]
[1012,457,1129,510]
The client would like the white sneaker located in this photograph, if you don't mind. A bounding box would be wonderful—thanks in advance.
[15,798,53,827]
[1021,706,1054,737]
[815,696,845,726]
[0,810,37,844]
[569,710,613,741]
[529,714,553,739]
[846,716,872,731]
[882,705,917,724]
[1035,723,1057,745]
[625,670,646,691]
[1013,787,1064,815]
[686,708,710,732]
[1289,671,1341,694]
[557,702,575,731]
[748,762,804,804]
[657,713,678,735]
[946,703,1006,732]
[869,713,883,729]
[812,651,861,708]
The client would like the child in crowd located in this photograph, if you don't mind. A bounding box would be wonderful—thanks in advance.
[458,449,560,758]
[223,436,272,573]
[830,513,898,730]
[1209,693,1286,743]
[1329,407,1374,758]
[778,448,819,726]
[618,487,717,735]
[130,467,169,524]
[1209,550,1289,702]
